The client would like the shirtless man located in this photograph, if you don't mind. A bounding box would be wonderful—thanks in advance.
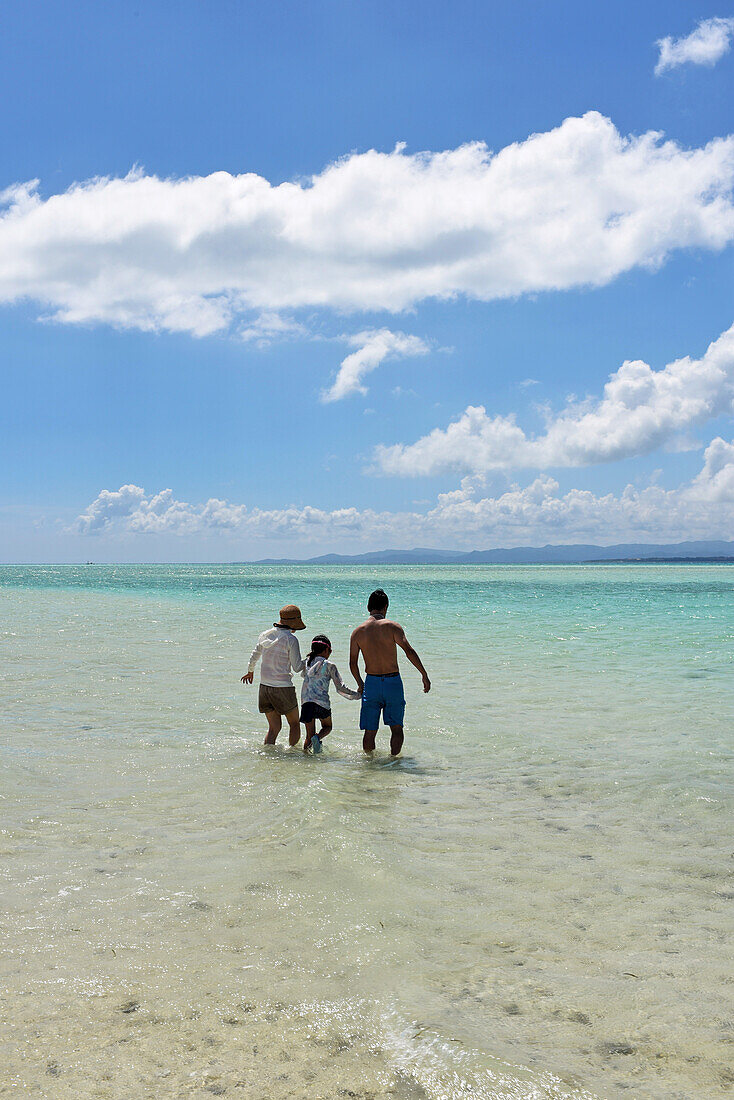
[349,588,431,756]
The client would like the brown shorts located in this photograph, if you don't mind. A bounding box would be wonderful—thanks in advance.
[258,684,298,715]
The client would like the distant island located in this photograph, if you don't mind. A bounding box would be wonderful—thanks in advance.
[252,540,734,565]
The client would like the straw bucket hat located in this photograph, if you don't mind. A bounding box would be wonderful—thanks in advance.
[278,604,305,630]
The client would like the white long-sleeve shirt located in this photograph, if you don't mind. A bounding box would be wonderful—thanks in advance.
[247,625,304,687]
[300,656,361,708]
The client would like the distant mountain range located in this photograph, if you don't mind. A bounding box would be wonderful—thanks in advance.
[254,540,734,565]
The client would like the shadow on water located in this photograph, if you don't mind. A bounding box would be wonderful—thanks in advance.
[231,735,436,776]
[369,754,435,776]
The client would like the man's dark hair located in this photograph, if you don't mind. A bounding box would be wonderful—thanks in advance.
[367,588,389,613]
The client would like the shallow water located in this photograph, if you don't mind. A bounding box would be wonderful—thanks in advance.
[1,564,733,1099]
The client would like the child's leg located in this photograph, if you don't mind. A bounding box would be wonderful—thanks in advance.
[319,716,333,740]
[303,719,315,752]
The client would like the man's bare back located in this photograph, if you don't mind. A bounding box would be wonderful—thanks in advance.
[350,616,403,677]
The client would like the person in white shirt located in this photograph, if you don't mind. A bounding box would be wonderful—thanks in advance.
[300,634,361,754]
[241,604,306,746]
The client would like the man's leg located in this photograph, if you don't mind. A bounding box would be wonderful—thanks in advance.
[389,725,404,757]
[286,707,301,747]
[360,676,380,754]
[264,711,282,744]
[384,677,406,757]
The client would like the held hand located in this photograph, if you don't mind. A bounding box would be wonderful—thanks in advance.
[241,672,254,684]
[422,674,431,694]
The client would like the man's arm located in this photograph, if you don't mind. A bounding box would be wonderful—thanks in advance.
[349,630,364,692]
[394,624,431,693]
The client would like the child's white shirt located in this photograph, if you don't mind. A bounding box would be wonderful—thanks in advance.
[300,656,361,709]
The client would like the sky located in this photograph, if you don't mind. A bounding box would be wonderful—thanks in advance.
[1,0,733,561]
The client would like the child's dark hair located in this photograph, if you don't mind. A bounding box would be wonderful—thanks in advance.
[307,634,332,667]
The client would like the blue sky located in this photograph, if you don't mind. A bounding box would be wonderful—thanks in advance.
[1,0,733,560]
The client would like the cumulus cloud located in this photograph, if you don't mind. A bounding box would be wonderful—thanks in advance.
[688,435,734,500]
[1,113,734,337]
[73,437,734,546]
[322,329,429,402]
[75,484,147,533]
[239,311,309,346]
[656,17,734,74]
[374,323,734,476]
[75,485,249,536]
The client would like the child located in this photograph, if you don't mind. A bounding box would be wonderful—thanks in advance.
[300,634,361,753]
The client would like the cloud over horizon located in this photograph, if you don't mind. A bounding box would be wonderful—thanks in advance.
[1,113,733,340]
[73,436,734,548]
[374,323,734,476]
[322,329,430,402]
[656,16,734,75]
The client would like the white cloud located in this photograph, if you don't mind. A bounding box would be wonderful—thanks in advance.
[75,484,147,533]
[1,113,734,337]
[239,311,309,346]
[76,486,252,536]
[656,17,734,74]
[374,323,734,476]
[322,329,429,402]
[688,435,734,500]
[73,437,734,547]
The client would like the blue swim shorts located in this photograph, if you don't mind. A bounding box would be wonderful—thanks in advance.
[359,673,406,730]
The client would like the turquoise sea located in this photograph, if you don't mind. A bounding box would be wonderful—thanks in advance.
[1,564,733,1100]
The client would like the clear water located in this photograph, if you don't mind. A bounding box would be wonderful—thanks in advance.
[1,564,733,1100]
